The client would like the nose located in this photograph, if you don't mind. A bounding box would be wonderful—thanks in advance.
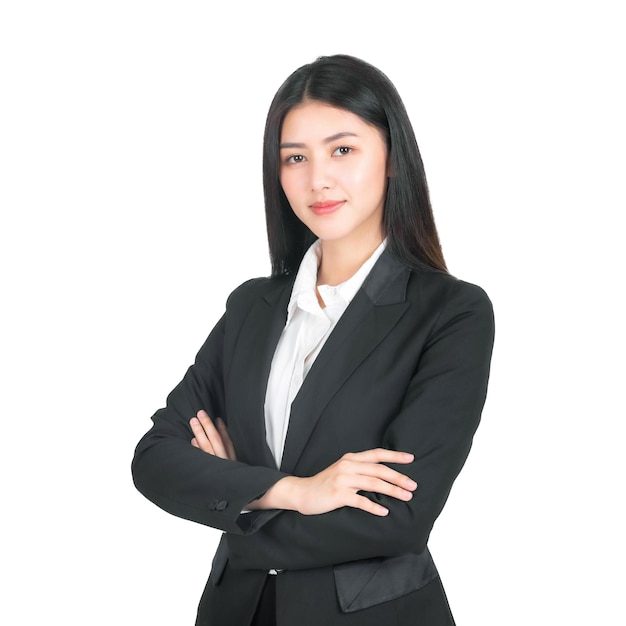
[309,156,332,192]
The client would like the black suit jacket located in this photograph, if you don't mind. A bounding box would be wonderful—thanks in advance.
[132,249,495,625]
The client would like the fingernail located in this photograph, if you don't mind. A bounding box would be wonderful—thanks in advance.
[190,417,198,426]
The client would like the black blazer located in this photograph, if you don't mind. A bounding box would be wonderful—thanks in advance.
[132,249,495,625]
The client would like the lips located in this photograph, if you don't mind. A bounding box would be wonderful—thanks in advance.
[310,200,345,215]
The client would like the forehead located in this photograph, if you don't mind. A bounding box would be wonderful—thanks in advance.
[280,101,376,141]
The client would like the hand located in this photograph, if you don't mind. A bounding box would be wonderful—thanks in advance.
[248,448,417,517]
[190,410,237,461]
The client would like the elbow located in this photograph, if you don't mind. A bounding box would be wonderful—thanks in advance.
[131,437,159,502]
[372,496,435,556]
[131,446,149,499]
[390,509,432,556]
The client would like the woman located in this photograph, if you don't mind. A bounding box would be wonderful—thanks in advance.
[132,54,494,625]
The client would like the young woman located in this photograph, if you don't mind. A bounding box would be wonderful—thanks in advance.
[132,54,495,626]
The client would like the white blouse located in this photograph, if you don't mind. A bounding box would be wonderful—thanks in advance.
[263,239,387,467]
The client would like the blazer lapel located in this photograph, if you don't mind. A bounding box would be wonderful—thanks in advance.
[280,251,412,474]
[228,277,294,469]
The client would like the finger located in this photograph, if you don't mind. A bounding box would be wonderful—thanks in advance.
[343,448,414,465]
[216,418,237,461]
[351,476,414,501]
[336,458,417,491]
[349,493,389,517]
[355,463,418,491]
[196,410,228,459]
[190,417,216,455]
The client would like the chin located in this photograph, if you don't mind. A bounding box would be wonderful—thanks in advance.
[309,229,352,243]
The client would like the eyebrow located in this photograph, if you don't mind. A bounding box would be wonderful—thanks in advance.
[279,132,358,150]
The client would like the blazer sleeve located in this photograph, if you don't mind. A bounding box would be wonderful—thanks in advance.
[226,280,495,570]
[131,291,289,535]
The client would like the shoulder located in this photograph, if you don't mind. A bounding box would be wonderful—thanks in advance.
[370,249,491,315]
[408,266,492,312]
[225,274,294,311]
[404,267,494,344]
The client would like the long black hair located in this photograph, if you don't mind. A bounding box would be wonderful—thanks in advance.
[263,54,447,276]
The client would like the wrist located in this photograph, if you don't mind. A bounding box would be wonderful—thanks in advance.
[247,476,302,512]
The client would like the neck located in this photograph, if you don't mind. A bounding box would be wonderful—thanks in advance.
[317,233,383,286]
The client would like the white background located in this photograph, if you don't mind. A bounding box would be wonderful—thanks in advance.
[1,1,624,624]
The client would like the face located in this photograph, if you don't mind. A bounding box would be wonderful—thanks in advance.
[279,101,389,248]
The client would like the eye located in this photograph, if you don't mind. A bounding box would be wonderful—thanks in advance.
[284,154,305,164]
[333,146,353,156]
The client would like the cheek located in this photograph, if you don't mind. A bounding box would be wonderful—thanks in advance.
[280,176,306,219]
[371,155,390,195]
[348,159,386,197]
[279,171,302,202]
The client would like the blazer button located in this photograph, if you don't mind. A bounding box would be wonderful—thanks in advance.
[215,500,228,511]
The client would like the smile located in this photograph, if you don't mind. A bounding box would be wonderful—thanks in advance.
[310,200,345,215]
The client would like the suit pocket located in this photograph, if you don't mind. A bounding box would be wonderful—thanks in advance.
[333,548,439,613]
[208,534,229,587]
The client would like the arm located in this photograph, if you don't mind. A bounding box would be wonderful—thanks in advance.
[190,411,419,516]
[132,279,417,534]
[131,313,289,534]
[226,282,495,569]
